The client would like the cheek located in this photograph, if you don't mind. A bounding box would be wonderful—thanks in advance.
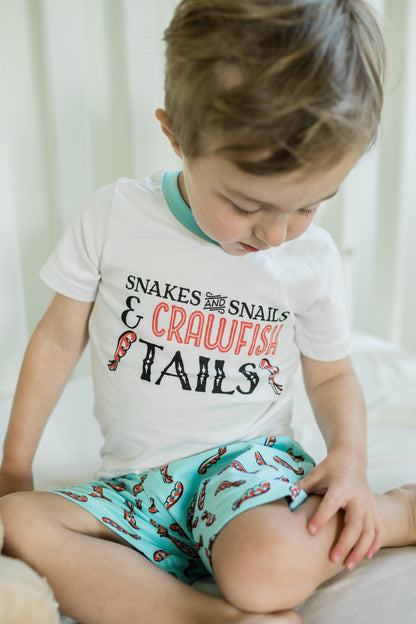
[287,217,314,241]
[195,203,247,241]
[214,214,250,242]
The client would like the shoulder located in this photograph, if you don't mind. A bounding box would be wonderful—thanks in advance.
[78,172,167,238]
[85,171,165,215]
[112,171,165,206]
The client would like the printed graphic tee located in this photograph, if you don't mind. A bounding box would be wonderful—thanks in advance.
[40,171,350,478]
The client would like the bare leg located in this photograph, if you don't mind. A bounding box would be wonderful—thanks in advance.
[0,492,301,624]
[376,484,416,548]
[212,485,416,614]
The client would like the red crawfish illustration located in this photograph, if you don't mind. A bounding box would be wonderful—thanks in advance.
[255,451,267,466]
[259,358,283,395]
[194,535,203,552]
[226,460,258,475]
[58,491,88,502]
[201,510,216,526]
[160,465,174,484]
[102,516,141,540]
[164,482,184,509]
[287,448,305,463]
[232,481,271,511]
[254,451,285,478]
[273,455,304,475]
[198,480,210,510]
[187,494,199,531]
[108,331,137,371]
[133,474,148,495]
[198,446,227,474]
[289,483,302,502]
[124,500,140,530]
[90,485,112,501]
[150,519,199,558]
[148,498,159,514]
[214,480,246,496]
[105,480,127,492]
[205,535,217,568]
[170,523,187,537]
[264,436,277,447]
[153,549,171,562]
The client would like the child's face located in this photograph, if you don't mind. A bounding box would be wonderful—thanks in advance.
[178,150,358,256]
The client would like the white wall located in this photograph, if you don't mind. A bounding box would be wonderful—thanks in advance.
[317,0,416,352]
[0,0,415,399]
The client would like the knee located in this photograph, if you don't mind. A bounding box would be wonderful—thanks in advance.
[211,515,316,612]
[0,492,42,558]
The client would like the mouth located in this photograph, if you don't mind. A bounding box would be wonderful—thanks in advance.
[239,242,260,253]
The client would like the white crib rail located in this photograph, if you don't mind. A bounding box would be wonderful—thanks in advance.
[0,0,415,398]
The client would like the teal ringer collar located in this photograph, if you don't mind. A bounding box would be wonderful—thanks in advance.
[162,170,219,246]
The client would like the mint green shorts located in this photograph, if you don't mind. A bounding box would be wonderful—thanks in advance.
[53,436,315,584]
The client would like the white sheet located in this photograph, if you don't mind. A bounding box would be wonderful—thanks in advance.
[1,331,415,623]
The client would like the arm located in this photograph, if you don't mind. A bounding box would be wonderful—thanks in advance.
[299,354,384,569]
[0,293,94,496]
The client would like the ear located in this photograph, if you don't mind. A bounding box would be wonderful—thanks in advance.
[155,109,183,159]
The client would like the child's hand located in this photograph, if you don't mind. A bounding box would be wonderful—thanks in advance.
[298,453,385,570]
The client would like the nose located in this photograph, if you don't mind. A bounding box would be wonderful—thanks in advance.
[253,214,288,248]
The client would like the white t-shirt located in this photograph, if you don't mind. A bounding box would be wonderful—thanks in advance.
[41,170,350,478]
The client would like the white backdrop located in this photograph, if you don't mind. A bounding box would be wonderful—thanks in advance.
[0,0,415,399]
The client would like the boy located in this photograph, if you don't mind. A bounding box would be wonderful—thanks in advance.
[0,1,415,623]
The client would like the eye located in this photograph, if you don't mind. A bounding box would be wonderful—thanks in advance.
[298,204,319,215]
[229,200,261,217]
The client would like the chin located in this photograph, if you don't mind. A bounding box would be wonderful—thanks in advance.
[221,245,248,256]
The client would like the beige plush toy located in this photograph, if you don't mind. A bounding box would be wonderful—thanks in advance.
[0,515,60,624]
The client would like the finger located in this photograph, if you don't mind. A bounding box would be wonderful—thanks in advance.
[365,520,386,560]
[308,491,341,535]
[296,468,321,495]
[343,522,376,570]
[329,505,364,564]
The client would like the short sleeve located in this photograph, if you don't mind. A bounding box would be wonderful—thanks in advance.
[294,231,351,362]
[40,183,115,302]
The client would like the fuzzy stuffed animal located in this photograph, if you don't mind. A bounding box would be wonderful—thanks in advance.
[0,515,60,623]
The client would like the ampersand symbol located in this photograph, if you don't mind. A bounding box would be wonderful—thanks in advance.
[121,296,143,329]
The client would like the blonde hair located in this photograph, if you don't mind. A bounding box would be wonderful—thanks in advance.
[163,0,385,173]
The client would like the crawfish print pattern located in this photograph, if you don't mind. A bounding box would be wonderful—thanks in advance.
[53,435,315,584]
[108,331,137,371]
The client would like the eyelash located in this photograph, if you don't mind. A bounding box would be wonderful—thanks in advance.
[298,206,318,215]
[229,201,260,217]
[231,201,318,217]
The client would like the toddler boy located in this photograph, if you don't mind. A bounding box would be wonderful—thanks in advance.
[1,2,415,623]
